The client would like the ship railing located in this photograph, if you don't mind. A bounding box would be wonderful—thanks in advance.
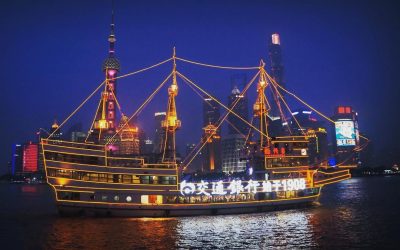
[313,169,351,186]
[41,139,104,151]
[42,140,177,169]
[143,163,178,169]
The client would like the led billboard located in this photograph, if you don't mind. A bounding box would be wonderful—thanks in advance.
[335,120,356,146]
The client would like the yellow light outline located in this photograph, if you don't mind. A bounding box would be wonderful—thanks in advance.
[46,166,178,177]
[44,149,145,161]
[44,142,104,152]
[55,193,321,206]
[265,155,309,159]
[314,174,351,185]
[317,176,351,187]
[316,170,349,175]
[43,139,104,148]
[52,184,174,192]
[46,159,176,171]
[48,176,177,187]
[270,140,309,143]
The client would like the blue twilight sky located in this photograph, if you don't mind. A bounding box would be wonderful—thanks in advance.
[1,0,399,173]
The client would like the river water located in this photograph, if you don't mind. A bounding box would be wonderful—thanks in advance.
[0,177,399,249]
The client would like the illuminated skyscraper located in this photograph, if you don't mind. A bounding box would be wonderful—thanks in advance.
[66,123,86,142]
[89,9,120,143]
[268,33,286,119]
[153,112,166,154]
[118,115,140,155]
[11,144,23,175]
[202,96,221,172]
[221,134,247,174]
[227,85,249,136]
[222,85,249,173]
[23,142,38,173]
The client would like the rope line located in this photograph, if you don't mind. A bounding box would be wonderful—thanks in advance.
[47,80,106,139]
[106,72,173,144]
[113,58,172,80]
[266,72,369,141]
[176,57,260,70]
[177,71,268,139]
[47,58,172,140]
[180,70,260,171]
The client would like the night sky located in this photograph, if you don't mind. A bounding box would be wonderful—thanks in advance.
[1,0,400,174]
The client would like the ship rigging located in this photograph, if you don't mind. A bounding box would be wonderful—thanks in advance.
[47,49,369,172]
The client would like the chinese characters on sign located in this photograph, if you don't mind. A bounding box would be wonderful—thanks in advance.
[180,179,306,196]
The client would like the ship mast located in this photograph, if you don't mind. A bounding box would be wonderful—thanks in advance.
[252,61,270,150]
[161,48,181,162]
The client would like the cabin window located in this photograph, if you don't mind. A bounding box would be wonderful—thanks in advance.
[140,176,150,184]
[141,195,162,204]
[122,175,132,184]
[57,191,80,201]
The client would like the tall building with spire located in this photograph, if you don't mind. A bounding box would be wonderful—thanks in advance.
[49,120,62,140]
[268,33,286,119]
[88,8,121,143]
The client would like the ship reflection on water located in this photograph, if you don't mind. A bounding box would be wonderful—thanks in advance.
[1,177,399,249]
[176,211,316,248]
[45,210,317,249]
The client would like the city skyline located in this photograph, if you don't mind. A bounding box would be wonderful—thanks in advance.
[1,0,400,174]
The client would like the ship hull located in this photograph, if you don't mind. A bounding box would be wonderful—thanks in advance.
[55,195,318,217]
[41,139,347,218]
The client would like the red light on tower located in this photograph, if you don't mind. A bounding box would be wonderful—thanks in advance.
[338,107,345,114]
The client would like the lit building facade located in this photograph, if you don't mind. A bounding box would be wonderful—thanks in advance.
[221,85,249,173]
[142,138,154,155]
[117,115,140,155]
[185,143,202,173]
[332,106,360,167]
[23,142,38,173]
[66,123,86,142]
[49,121,62,140]
[221,134,247,174]
[289,109,329,166]
[71,132,86,142]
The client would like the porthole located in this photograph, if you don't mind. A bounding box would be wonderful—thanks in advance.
[126,196,132,202]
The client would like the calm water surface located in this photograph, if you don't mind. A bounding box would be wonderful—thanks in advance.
[0,177,399,249]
